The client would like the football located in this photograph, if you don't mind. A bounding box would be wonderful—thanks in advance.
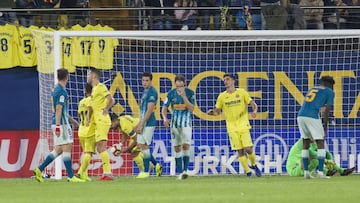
[110,143,122,157]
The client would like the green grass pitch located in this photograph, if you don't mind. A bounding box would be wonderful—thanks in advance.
[1,175,360,203]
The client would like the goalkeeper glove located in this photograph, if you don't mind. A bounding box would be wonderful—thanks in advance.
[325,159,335,170]
[55,125,61,136]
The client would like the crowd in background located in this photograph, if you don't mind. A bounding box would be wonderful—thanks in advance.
[0,0,360,30]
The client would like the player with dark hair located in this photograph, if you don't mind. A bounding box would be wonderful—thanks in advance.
[207,73,262,177]
[297,76,335,179]
[110,114,163,176]
[33,68,84,183]
[76,83,95,181]
[162,74,195,180]
[87,67,115,180]
[134,72,158,178]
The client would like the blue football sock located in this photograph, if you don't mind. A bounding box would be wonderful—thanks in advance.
[318,149,326,172]
[175,157,183,173]
[175,151,183,173]
[302,150,309,171]
[63,152,74,178]
[142,149,151,173]
[183,156,190,171]
[38,151,57,171]
[150,155,157,165]
[183,150,190,171]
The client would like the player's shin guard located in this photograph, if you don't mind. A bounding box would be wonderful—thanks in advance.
[133,153,145,172]
[239,156,251,173]
[79,153,92,176]
[183,150,190,172]
[302,150,309,171]
[247,151,256,166]
[39,151,57,171]
[99,151,111,174]
[142,149,151,172]
[317,149,326,172]
[63,152,74,178]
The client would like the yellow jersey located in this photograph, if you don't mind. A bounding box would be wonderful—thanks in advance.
[78,96,94,137]
[0,24,19,69]
[59,27,76,73]
[215,88,252,131]
[118,115,139,137]
[91,82,110,115]
[91,24,119,70]
[17,25,38,67]
[71,24,94,67]
[33,27,54,73]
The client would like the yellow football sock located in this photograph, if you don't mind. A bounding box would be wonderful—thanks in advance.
[248,151,256,166]
[239,156,251,173]
[133,153,145,172]
[78,153,91,175]
[99,151,111,174]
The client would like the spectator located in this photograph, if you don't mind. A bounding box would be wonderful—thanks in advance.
[323,0,346,29]
[299,0,324,29]
[15,0,36,27]
[198,0,220,30]
[174,0,198,30]
[35,0,59,28]
[59,0,86,28]
[342,0,360,29]
[0,0,16,25]
[260,0,288,29]
[235,0,263,30]
[145,0,175,30]
[287,3,306,29]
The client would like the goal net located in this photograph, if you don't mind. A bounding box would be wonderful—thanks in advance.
[34,30,360,178]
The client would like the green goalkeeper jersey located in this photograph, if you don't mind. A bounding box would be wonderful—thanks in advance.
[286,139,317,171]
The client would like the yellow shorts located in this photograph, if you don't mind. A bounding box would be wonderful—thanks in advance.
[78,122,96,138]
[228,130,253,150]
[79,135,96,153]
[94,114,111,142]
[129,138,140,153]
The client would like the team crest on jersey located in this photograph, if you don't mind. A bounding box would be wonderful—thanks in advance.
[59,95,65,102]
[236,94,240,98]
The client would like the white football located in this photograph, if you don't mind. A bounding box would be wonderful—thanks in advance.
[110,143,122,157]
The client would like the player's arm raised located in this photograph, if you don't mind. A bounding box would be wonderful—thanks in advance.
[179,88,195,112]
[103,94,115,115]
[135,102,155,134]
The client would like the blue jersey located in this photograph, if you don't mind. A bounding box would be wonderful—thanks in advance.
[140,86,158,127]
[163,88,195,128]
[51,84,69,125]
[298,86,334,119]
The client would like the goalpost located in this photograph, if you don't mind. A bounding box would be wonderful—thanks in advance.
[35,30,360,179]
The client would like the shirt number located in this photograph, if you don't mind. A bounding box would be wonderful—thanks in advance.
[305,89,319,102]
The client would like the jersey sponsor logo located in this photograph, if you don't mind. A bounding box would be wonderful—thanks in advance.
[173,104,187,110]
[224,99,241,106]
[59,95,65,103]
